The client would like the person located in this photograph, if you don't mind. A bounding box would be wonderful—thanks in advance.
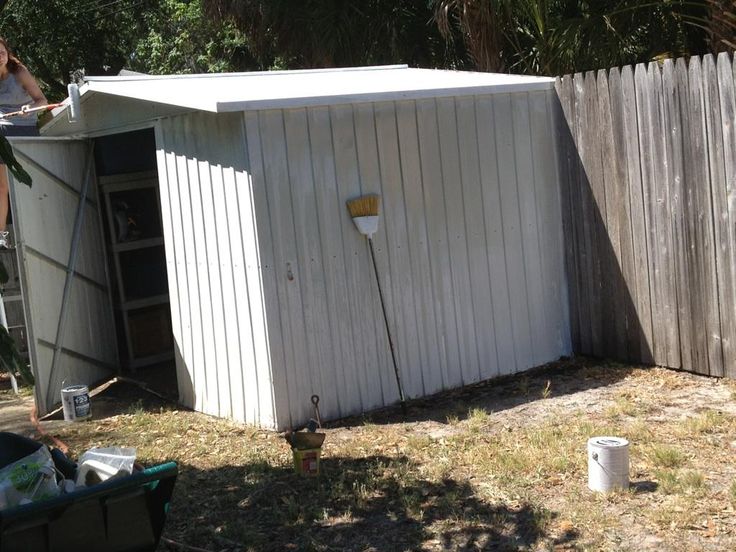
[0,37,47,247]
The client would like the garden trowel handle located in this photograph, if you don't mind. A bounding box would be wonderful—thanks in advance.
[311,395,322,428]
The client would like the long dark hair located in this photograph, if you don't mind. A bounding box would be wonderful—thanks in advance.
[0,38,23,74]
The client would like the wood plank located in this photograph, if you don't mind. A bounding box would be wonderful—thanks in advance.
[703,53,731,378]
[573,73,598,356]
[553,77,583,354]
[621,65,654,364]
[415,98,462,387]
[583,71,609,359]
[717,52,736,378]
[596,69,627,359]
[492,93,534,372]
[662,59,694,372]
[688,57,724,377]
[395,100,445,393]
[475,95,517,375]
[455,95,499,380]
[675,58,709,375]
[607,68,641,363]
[634,64,667,366]
[650,62,681,369]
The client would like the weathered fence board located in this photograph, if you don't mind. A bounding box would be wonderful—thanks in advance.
[717,52,736,379]
[555,52,736,378]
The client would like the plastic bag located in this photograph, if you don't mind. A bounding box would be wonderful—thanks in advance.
[0,446,60,510]
[76,447,136,487]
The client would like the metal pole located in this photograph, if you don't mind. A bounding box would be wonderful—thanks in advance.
[368,237,406,414]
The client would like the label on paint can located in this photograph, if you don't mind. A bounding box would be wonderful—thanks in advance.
[61,385,91,422]
[73,392,90,418]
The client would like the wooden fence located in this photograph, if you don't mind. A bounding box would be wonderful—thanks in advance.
[554,52,736,378]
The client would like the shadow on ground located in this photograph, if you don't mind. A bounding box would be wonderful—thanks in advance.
[162,456,571,552]
[325,356,640,430]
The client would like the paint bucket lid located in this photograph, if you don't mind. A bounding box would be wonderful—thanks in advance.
[62,384,88,393]
[588,436,629,449]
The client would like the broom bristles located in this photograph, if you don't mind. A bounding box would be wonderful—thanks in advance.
[346,194,381,218]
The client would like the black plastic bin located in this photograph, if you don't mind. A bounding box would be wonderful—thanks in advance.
[0,433,177,552]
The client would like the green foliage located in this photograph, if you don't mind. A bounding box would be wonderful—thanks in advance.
[203,0,466,69]
[0,0,155,100]
[432,0,710,75]
[130,0,256,74]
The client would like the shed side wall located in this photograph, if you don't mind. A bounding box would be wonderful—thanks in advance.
[245,90,571,429]
[156,112,277,428]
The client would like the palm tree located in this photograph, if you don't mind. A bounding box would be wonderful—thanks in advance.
[431,0,711,75]
[202,0,465,69]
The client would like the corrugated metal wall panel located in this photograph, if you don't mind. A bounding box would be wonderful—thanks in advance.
[247,90,571,427]
[156,112,276,428]
[10,140,116,414]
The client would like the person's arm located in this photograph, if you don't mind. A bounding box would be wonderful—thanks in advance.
[16,66,47,113]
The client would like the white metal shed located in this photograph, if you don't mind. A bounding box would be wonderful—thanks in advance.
[25,65,570,429]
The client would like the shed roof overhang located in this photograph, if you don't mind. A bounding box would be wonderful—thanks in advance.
[41,65,555,138]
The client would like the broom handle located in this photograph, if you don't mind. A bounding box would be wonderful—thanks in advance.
[368,237,406,413]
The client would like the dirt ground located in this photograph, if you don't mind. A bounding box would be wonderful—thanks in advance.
[1,358,736,551]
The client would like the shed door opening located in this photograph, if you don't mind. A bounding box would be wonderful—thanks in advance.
[94,128,176,396]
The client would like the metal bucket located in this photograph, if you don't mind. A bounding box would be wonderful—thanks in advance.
[588,436,629,492]
[61,385,91,422]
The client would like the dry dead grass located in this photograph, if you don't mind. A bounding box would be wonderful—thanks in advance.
[12,358,736,551]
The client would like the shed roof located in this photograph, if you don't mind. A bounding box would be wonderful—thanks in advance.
[42,65,555,136]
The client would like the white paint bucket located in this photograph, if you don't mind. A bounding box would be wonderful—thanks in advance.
[61,384,91,422]
[587,436,629,492]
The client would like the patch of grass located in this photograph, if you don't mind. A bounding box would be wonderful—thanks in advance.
[446,413,460,426]
[655,469,680,494]
[604,393,651,419]
[681,410,728,435]
[679,470,706,495]
[651,497,699,529]
[466,407,491,433]
[541,380,552,399]
[730,480,736,505]
[126,399,146,415]
[653,469,705,497]
[517,376,530,396]
[647,445,685,469]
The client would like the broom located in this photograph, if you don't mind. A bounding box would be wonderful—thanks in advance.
[346,194,407,415]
